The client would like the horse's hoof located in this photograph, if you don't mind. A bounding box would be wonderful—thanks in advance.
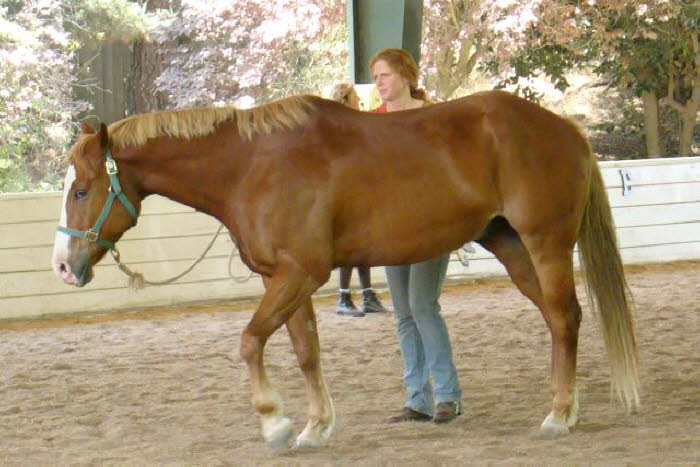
[539,412,570,439]
[294,433,323,449]
[293,423,332,449]
[567,387,580,428]
[539,422,570,439]
[264,416,293,451]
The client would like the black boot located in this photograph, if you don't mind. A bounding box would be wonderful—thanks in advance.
[361,288,387,313]
[336,290,364,317]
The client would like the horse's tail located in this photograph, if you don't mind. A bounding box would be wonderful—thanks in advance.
[578,159,640,412]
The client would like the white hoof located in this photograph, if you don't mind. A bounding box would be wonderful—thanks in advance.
[263,416,293,451]
[293,422,333,449]
[539,412,570,439]
[294,432,323,449]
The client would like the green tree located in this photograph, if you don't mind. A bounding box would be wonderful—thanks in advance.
[148,0,347,108]
[420,0,535,101]
[0,0,81,191]
[508,0,698,157]
[1,0,347,192]
[0,0,161,192]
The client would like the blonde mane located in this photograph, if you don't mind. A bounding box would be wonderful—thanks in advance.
[107,95,316,149]
[68,135,90,163]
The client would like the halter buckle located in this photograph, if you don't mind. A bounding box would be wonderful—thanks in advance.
[106,158,118,175]
[85,229,99,242]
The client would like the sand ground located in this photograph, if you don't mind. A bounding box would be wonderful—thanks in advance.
[1,261,698,465]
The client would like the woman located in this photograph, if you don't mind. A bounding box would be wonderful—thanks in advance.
[329,83,388,317]
[370,48,462,424]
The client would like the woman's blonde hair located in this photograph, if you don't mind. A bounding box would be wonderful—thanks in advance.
[369,48,430,102]
[329,83,358,107]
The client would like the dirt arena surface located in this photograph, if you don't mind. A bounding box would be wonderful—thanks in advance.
[1,261,698,465]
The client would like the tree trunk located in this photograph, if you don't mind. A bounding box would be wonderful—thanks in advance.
[678,105,698,157]
[127,39,170,114]
[433,39,485,101]
[667,80,699,157]
[126,0,178,114]
[676,79,699,157]
[667,31,699,157]
[641,90,662,158]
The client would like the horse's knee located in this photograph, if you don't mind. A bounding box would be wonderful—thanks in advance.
[298,353,319,373]
[240,332,264,365]
[294,342,319,373]
[567,293,582,324]
[559,295,582,332]
[547,315,580,341]
[542,288,581,329]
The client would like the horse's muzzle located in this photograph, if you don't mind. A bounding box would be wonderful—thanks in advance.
[54,256,93,287]
[74,262,94,288]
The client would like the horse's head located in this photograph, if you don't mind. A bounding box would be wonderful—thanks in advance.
[52,121,141,287]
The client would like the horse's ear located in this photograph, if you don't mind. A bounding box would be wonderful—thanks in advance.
[98,123,109,149]
[81,120,95,134]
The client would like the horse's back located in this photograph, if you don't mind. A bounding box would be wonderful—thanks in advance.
[287,92,594,265]
[461,90,590,160]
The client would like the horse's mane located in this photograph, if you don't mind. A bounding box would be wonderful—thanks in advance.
[107,95,316,149]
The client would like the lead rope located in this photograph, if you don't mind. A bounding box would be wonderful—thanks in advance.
[110,224,226,289]
[112,227,472,288]
[227,247,255,284]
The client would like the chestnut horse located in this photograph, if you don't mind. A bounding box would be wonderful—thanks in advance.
[52,90,639,449]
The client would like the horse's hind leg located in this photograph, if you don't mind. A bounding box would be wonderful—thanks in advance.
[239,259,322,450]
[520,228,582,438]
[477,217,543,309]
[285,297,335,448]
[479,219,580,433]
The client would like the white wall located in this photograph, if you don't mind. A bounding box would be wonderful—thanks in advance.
[1,157,698,321]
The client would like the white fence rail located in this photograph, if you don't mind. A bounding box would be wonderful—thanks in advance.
[1,157,698,321]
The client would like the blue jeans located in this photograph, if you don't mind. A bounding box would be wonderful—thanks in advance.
[386,254,461,416]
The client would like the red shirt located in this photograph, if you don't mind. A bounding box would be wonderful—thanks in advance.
[371,103,387,113]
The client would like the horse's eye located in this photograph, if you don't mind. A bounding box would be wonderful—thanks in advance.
[74,189,88,200]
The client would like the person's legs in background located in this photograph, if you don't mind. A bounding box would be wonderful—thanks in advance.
[358,266,387,313]
[336,266,364,317]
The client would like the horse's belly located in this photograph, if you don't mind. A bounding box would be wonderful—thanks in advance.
[334,206,489,267]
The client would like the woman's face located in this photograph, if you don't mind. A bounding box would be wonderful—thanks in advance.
[371,59,407,103]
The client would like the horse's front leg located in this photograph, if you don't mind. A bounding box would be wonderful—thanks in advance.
[285,297,335,448]
[239,259,322,450]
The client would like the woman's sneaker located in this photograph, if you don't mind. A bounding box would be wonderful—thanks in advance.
[361,289,387,313]
[336,291,364,317]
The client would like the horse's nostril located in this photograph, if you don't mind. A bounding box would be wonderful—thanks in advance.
[58,262,71,277]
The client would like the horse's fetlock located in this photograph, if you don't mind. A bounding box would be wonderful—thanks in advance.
[252,393,279,415]
[552,396,572,415]
[255,400,279,415]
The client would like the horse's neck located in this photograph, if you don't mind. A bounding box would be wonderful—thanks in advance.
[133,140,240,221]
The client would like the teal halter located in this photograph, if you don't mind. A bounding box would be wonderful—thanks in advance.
[57,148,138,250]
